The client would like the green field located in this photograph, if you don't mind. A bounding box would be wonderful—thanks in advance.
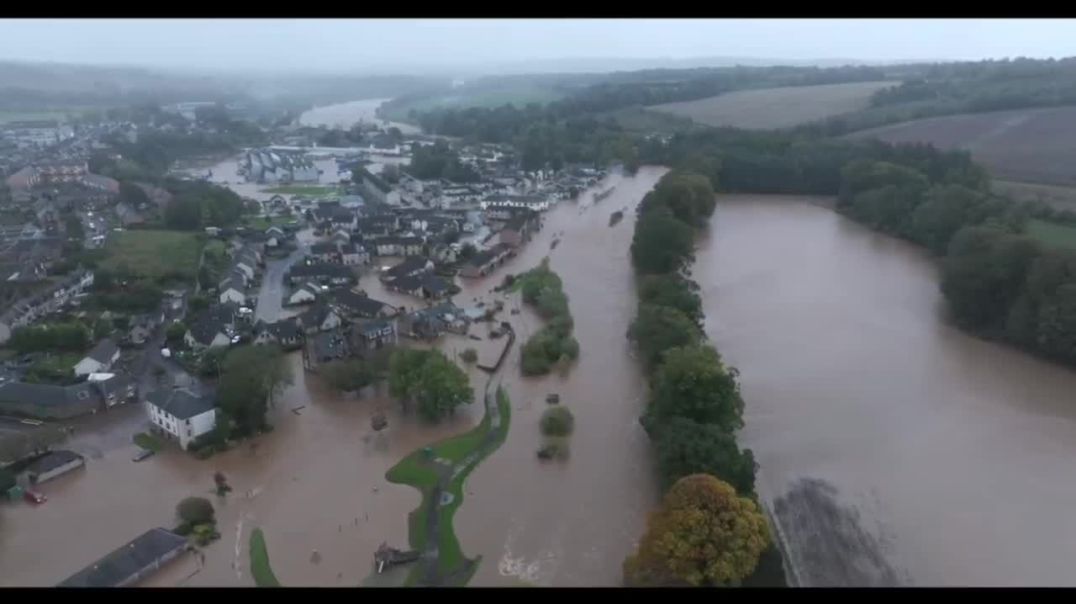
[262,185,341,196]
[101,230,204,281]
[244,215,302,230]
[1027,219,1076,251]
[386,387,512,586]
[249,528,281,587]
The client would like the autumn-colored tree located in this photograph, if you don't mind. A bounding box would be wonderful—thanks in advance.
[623,474,769,587]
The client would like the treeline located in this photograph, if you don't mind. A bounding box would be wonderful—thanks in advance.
[624,170,784,587]
[516,259,580,376]
[161,179,247,230]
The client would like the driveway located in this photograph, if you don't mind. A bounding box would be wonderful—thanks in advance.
[255,233,311,323]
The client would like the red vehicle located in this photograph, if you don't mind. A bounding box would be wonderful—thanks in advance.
[23,490,47,505]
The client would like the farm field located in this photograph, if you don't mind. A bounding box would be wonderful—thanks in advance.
[846,105,1076,187]
[100,230,203,281]
[993,180,1076,211]
[648,80,898,130]
[1026,219,1076,251]
[379,83,564,123]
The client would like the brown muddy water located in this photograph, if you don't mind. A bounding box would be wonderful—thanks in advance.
[299,98,420,135]
[697,196,1076,587]
[0,168,665,587]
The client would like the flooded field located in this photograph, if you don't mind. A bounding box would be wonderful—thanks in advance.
[299,98,420,135]
[696,196,1076,586]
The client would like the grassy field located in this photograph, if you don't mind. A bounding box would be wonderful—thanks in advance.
[846,105,1076,187]
[649,81,899,130]
[385,387,512,586]
[249,528,282,587]
[132,432,164,452]
[101,230,203,281]
[1026,219,1076,251]
[994,180,1076,211]
[243,215,302,230]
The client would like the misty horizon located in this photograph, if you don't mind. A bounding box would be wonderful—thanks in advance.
[0,19,1073,77]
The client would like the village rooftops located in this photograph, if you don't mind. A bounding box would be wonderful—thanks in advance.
[332,289,392,318]
[58,528,189,587]
[86,338,119,364]
[289,263,353,281]
[145,389,216,420]
[384,256,432,281]
[0,381,99,413]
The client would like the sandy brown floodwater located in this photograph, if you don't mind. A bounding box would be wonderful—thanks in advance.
[697,196,1076,587]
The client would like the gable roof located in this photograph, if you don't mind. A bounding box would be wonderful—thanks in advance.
[85,338,118,364]
[332,289,391,318]
[299,302,338,329]
[288,262,353,281]
[385,256,432,280]
[25,449,83,475]
[58,528,189,587]
[145,388,216,420]
[0,381,100,410]
[188,314,229,345]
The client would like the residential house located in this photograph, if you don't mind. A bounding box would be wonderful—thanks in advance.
[287,263,355,287]
[25,450,85,485]
[0,381,102,420]
[0,270,94,344]
[218,277,246,305]
[480,194,552,212]
[381,255,434,282]
[398,302,469,339]
[354,215,398,237]
[184,307,235,351]
[371,236,424,257]
[353,319,397,352]
[252,319,303,350]
[340,243,368,265]
[145,388,217,451]
[356,168,401,206]
[387,273,454,300]
[331,289,395,320]
[298,303,342,335]
[92,373,138,408]
[307,330,350,367]
[310,242,341,263]
[128,312,163,346]
[73,338,120,376]
[286,282,321,306]
[499,210,539,248]
[58,528,190,587]
[459,243,514,278]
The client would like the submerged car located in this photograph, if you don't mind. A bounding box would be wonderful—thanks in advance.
[132,449,156,462]
[23,490,47,505]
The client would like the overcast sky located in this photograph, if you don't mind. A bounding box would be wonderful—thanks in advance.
[0,19,1073,74]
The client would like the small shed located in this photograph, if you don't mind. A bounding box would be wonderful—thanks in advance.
[26,450,85,485]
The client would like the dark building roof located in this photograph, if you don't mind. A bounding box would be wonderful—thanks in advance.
[289,262,353,281]
[299,302,338,330]
[145,388,216,420]
[0,381,100,411]
[25,449,84,475]
[310,242,339,255]
[188,315,228,346]
[85,338,119,364]
[58,528,189,587]
[358,319,393,337]
[311,331,348,362]
[373,235,424,247]
[384,256,431,280]
[255,318,302,342]
[93,374,134,399]
[332,290,391,318]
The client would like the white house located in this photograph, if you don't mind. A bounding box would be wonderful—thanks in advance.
[144,388,217,451]
[218,278,246,305]
[340,243,368,266]
[73,339,120,377]
[287,282,321,306]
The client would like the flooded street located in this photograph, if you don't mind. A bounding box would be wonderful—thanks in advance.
[696,196,1076,586]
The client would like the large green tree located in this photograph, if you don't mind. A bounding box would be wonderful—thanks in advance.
[652,417,756,494]
[623,474,769,586]
[637,274,704,329]
[388,349,473,422]
[217,345,293,436]
[645,344,744,432]
[628,304,701,371]
[630,209,695,275]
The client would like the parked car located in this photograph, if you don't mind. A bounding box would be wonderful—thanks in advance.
[24,490,47,505]
[132,449,155,462]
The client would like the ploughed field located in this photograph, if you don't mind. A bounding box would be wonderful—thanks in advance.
[648,81,898,130]
[845,105,1076,187]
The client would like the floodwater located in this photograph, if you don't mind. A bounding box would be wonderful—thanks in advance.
[696,196,1076,586]
[299,98,420,135]
[0,168,665,587]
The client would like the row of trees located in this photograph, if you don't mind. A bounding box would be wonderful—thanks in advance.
[516,259,580,376]
[405,141,481,183]
[387,348,473,422]
[162,180,247,231]
[623,170,774,586]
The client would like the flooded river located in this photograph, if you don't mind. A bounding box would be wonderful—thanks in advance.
[697,196,1076,587]
[299,98,420,135]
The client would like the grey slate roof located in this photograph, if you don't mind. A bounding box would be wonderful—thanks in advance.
[0,381,100,410]
[145,388,216,420]
[25,450,84,475]
[86,338,118,364]
[58,528,189,587]
[332,290,390,318]
[384,256,431,281]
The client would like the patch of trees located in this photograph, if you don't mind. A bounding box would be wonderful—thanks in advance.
[405,141,480,183]
[87,268,165,313]
[515,259,580,376]
[8,322,89,354]
[162,180,246,230]
[388,348,473,422]
[217,345,293,438]
[625,169,777,585]
[623,474,770,586]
